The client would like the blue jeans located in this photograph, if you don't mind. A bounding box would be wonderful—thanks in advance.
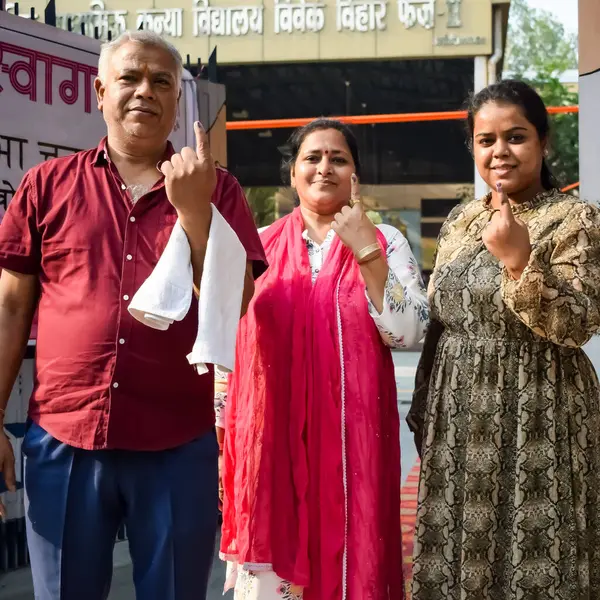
[23,421,219,600]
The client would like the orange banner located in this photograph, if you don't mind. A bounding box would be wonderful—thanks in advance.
[561,182,580,193]
[226,106,579,131]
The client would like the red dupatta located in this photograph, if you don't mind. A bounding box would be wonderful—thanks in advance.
[221,207,403,599]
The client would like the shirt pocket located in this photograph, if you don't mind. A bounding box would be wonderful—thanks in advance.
[155,212,179,254]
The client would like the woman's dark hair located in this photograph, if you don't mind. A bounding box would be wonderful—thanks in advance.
[465,79,558,190]
[279,118,361,204]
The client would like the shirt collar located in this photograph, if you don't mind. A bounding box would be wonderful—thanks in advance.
[302,228,336,245]
[91,137,176,167]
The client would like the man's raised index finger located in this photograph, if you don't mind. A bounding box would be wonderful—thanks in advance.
[194,121,210,158]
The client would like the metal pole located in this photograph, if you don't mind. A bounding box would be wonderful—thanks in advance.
[44,0,56,27]
[208,47,217,83]
[345,80,351,116]
[473,56,489,199]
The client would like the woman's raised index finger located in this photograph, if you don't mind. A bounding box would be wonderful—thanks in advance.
[497,183,514,221]
[350,173,361,206]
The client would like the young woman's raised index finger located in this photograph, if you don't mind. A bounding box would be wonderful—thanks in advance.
[497,182,514,221]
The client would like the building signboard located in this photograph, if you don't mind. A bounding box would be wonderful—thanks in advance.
[19,0,493,63]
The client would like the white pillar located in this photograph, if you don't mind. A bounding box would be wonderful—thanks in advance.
[579,0,600,368]
[473,56,489,199]
[579,0,600,205]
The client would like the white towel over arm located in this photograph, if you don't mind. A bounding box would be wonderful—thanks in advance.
[128,221,194,330]
[128,204,247,375]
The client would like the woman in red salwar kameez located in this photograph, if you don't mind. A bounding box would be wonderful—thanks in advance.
[219,119,429,600]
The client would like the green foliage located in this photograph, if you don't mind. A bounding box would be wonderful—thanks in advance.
[366,210,383,225]
[505,0,579,188]
[245,187,277,227]
[536,79,579,187]
[506,0,578,79]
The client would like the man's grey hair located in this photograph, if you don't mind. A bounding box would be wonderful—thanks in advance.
[98,30,183,85]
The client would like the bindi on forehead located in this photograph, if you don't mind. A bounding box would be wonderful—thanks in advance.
[302,143,348,156]
[303,128,349,149]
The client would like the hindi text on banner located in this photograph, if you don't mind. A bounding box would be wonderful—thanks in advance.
[56,0,127,42]
[192,0,263,37]
[0,41,98,113]
[336,0,387,32]
[274,0,326,34]
[136,8,183,38]
[397,0,435,29]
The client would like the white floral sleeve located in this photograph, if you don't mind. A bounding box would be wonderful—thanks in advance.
[365,224,429,349]
[214,391,226,428]
[214,367,228,428]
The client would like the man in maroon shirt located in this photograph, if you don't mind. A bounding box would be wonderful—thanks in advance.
[0,31,266,600]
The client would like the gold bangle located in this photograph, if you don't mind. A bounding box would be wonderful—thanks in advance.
[355,243,380,262]
[357,250,382,265]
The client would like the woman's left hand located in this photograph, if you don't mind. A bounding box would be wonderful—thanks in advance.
[331,174,378,254]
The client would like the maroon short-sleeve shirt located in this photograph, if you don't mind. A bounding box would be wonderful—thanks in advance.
[0,139,267,451]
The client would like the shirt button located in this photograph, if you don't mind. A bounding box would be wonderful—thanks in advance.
[123,294,130,301]
[113,382,119,389]
[119,338,125,345]
[121,184,126,190]
[126,254,133,261]
[130,216,136,223]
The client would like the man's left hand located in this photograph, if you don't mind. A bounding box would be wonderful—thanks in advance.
[160,121,216,218]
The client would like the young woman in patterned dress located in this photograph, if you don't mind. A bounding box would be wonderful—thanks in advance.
[218,119,429,600]
[409,80,600,599]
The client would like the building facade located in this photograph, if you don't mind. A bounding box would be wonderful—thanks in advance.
[10,0,511,272]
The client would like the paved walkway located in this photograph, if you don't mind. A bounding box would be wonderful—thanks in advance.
[2,417,417,599]
[0,538,228,599]
[4,340,599,599]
